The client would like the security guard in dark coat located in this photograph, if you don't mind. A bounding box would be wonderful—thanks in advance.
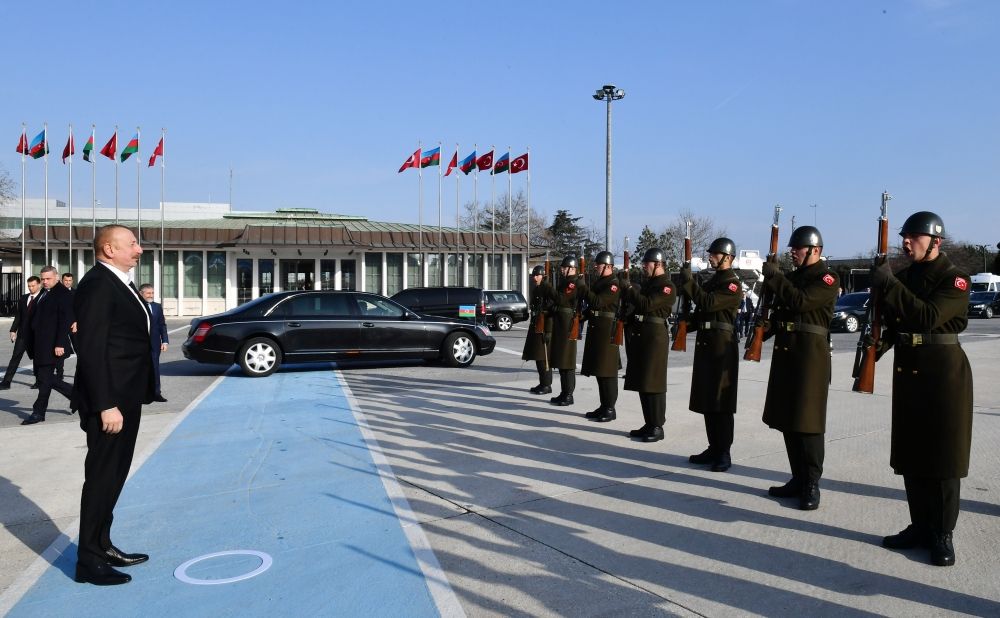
[581,251,623,422]
[761,226,839,510]
[523,265,556,394]
[549,256,587,406]
[621,248,676,442]
[680,238,742,472]
[871,211,973,567]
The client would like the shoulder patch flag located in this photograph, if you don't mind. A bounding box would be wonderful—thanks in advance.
[663,286,672,295]
[822,274,835,286]
[611,284,618,293]
[728,282,739,292]
[954,277,968,291]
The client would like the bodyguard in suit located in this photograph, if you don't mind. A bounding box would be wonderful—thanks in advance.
[56,272,76,381]
[21,267,74,425]
[139,283,169,402]
[0,276,41,390]
[73,224,155,586]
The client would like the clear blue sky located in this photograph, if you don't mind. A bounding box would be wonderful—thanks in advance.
[2,0,997,258]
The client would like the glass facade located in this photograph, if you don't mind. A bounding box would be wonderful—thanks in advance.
[236,259,253,305]
[427,253,442,287]
[320,259,336,290]
[364,254,381,294]
[447,254,462,286]
[467,254,483,287]
[508,255,522,291]
[405,253,421,290]
[341,259,356,291]
[161,251,178,297]
[183,251,203,298]
[387,253,404,296]
[138,252,155,289]
[488,254,503,289]
[258,259,274,294]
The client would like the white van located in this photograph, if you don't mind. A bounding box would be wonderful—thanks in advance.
[971,273,1000,293]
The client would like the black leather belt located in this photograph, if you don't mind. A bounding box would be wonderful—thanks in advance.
[776,321,828,336]
[594,311,617,319]
[699,321,734,332]
[897,333,959,346]
[634,315,666,324]
[556,307,576,315]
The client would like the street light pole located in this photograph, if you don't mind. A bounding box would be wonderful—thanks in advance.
[594,84,625,251]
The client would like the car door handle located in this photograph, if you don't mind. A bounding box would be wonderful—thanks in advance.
[287,322,302,327]
[362,322,375,328]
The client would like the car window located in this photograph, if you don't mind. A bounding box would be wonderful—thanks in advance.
[268,293,356,318]
[489,292,522,303]
[354,294,406,318]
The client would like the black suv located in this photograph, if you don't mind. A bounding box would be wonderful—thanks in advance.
[968,291,1000,319]
[485,290,529,331]
[391,287,488,324]
[830,292,870,333]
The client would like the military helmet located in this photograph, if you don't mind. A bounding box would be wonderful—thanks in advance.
[642,247,666,263]
[707,237,736,256]
[593,251,614,266]
[787,225,824,248]
[560,255,579,269]
[899,211,946,238]
[531,265,545,277]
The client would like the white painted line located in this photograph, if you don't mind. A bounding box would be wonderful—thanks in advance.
[0,372,230,615]
[168,325,190,334]
[493,345,523,356]
[336,373,466,618]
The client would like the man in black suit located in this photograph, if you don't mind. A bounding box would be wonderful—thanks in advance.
[56,272,76,381]
[22,267,74,425]
[139,283,168,402]
[73,224,154,586]
[1,275,41,390]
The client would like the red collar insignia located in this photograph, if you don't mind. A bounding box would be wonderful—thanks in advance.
[822,273,835,286]
[954,277,968,291]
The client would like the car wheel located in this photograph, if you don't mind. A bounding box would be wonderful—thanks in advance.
[495,312,513,331]
[986,307,994,319]
[843,315,859,333]
[442,332,476,367]
[238,337,282,377]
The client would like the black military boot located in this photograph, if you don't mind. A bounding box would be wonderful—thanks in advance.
[882,524,930,549]
[768,478,802,498]
[529,384,552,395]
[550,394,574,406]
[799,482,820,510]
[629,425,651,438]
[585,407,604,419]
[711,452,732,473]
[595,408,616,423]
[642,426,664,443]
[688,448,714,465]
[930,532,956,567]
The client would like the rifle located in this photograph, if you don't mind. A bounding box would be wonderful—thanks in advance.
[852,191,891,393]
[612,248,630,346]
[744,204,782,362]
[568,257,585,340]
[534,259,552,334]
[671,221,693,352]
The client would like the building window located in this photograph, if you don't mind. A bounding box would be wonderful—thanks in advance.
[237,259,253,305]
[161,250,178,297]
[467,254,483,287]
[509,255,522,292]
[56,250,70,275]
[138,252,154,289]
[341,259,356,291]
[320,259,336,290]
[259,259,274,294]
[427,253,442,287]
[447,254,462,286]
[183,251,203,298]
[207,251,226,299]
[488,254,503,289]
[405,253,421,290]
[365,253,382,293]
[82,249,94,272]
[387,253,404,295]
[31,250,45,272]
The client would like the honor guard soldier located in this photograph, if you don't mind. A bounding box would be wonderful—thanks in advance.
[761,226,838,510]
[870,212,973,567]
[620,248,675,442]
[523,265,555,394]
[549,256,587,406]
[679,237,742,471]
[581,251,623,422]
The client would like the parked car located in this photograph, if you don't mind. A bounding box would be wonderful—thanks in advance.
[390,287,488,324]
[830,292,870,333]
[968,291,1000,319]
[485,290,529,331]
[182,291,495,377]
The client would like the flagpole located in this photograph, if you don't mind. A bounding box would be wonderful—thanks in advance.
[490,144,496,287]
[508,145,513,289]
[417,140,423,287]
[160,128,166,303]
[437,140,443,281]
[455,143,460,255]
[114,125,119,223]
[526,146,531,261]
[68,123,73,267]
[44,123,49,265]
[20,123,26,280]
[91,125,96,240]
[473,143,478,260]
[136,127,141,242]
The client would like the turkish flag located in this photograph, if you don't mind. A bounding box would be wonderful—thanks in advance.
[100,133,117,160]
[15,131,28,154]
[476,150,494,171]
[62,134,75,163]
[510,153,529,174]
[398,148,420,173]
[444,151,458,177]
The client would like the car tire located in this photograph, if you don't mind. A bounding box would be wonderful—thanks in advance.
[442,332,476,367]
[238,337,282,377]
[986,307,994,319]
[495,312,513,331]
[844,315,859,333]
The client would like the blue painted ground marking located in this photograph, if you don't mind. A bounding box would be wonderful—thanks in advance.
[8,366,446,617]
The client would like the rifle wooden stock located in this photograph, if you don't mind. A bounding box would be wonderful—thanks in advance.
[743,323,765,362]
[744,213,781,362]
[534,312,545,334]
[853,203,889,394]
[569,314,580,340]
[671,235,693,352]
[612,250,630,346]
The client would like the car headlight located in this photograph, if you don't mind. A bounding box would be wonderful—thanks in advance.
[971,304,985,309]
[833,311,846,318]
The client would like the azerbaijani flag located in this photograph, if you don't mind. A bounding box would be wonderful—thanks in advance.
[419,146,441,168]
[459,151,476,175]
[28,130,48,159]
[492,152,510,175]
[82,131,95,162]
[120,133,139,162]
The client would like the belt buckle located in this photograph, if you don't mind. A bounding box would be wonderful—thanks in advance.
[784,322,795,332]
[702,322,712,330]
[911,333,922,345]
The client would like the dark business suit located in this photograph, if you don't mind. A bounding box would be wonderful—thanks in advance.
[2,292,38,386]
[27,285,74,416]
[73,263,154,569]
[148,300,168,395]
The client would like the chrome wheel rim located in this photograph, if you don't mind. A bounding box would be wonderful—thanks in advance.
[452,336,474,364]
[245,343,276,373]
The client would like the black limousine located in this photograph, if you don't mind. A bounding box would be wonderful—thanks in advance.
[182,291,496,376]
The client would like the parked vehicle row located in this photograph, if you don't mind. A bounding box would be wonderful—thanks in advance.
[389,286,528,331]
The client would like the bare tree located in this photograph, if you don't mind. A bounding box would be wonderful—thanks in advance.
[658,209,729,271]
[0,165,15,205]
[460,190,550,251]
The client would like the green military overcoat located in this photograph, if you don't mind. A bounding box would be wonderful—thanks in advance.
[880,253,973,478]
[682,268,742,415]
[761,260,839,434]
[521,280,556,362]
[623,273,676,393]
[581,275,623,378]
[550,275,586,370]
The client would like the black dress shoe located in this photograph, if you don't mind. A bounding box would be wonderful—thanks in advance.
[75,561,131,585]
[0,382,10,390]
[629,425,652,438]
[529,385,552,395]
[20,414,45,426]
[768,479,801,498]
[642,426,664,443]
[711,452,732,472]
[595,408,616,423]
[799,482,820,510]
[153,394,168,403]
[105,545,149,567]
[930,532,955,567]
[29,382,39,389]
[882,524,930,550]
[688,448,714,465]
[550,395,574,406]
[585,407,604,419]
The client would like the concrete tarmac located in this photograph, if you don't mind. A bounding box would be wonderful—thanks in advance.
[1,318,998,616]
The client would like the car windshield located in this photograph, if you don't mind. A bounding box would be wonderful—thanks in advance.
[836,293,868,309]
[969,291,996,302]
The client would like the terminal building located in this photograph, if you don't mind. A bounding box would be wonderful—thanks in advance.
[0,200,529,316]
